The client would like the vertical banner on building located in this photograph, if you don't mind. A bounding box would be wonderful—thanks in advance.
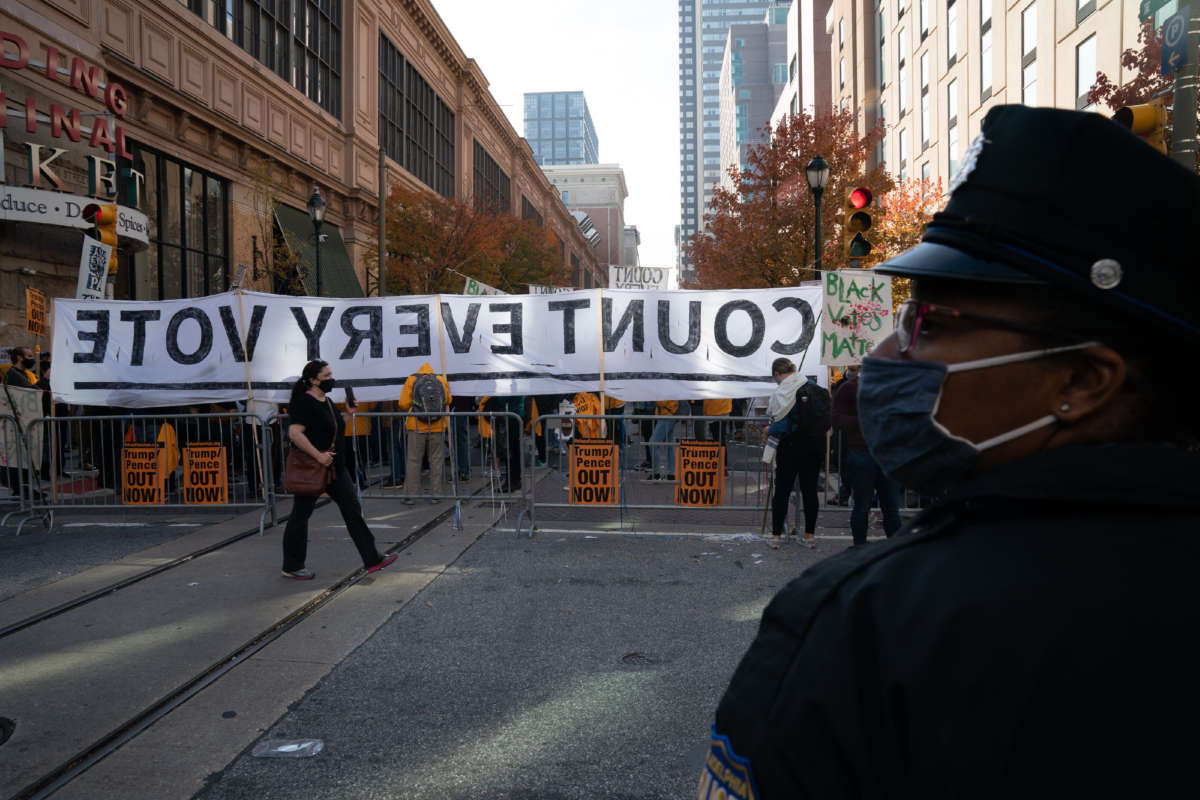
[25,288,48,337]
[819,270,895,366]
[122,442,165,504]
[569,440,619,504]
[675,440,724,506]
[182,443,228,504]
[76,236,112,300]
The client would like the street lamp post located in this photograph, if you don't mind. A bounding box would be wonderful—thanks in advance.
[805,156,831,274]
[307,187,327,296]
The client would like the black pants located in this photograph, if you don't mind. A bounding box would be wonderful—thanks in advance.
[772,439,822,536]
[282,468,382,571]
[497,417,522,489]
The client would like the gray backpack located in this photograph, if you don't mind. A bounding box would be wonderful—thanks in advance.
[411,373,446,414]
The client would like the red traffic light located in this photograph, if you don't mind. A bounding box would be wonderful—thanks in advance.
[848,187,872,209]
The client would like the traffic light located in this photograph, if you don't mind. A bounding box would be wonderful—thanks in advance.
[843,186,874,260]
[1113,99,1167,154]
[83,203,119,274]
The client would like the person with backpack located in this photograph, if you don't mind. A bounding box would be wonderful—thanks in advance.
[765,357,831,549]
[398,363,452,504]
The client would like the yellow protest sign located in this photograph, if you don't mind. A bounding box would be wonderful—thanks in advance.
[26,287,47,337]
[569,440,619,505]
[675,440,724,506]
[122,443,164,505]
[182,443,228,504]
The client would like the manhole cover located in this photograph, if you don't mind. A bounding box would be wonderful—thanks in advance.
[0,718,14,747]
[620,652,657,665]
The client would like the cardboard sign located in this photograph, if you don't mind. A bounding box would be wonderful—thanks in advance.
[26,287,48,337]
[569,439,619,505]
[182,443,228,504]
[76,235,112,299]
[819,270,894,366]
[122,442,164,504]
[675,440,724,506]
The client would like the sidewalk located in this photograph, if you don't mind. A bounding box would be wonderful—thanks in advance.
[0,481,515,799]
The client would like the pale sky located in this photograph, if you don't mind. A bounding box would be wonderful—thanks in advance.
[431,0,680,269]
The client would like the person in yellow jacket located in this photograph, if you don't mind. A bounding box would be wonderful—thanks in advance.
[398,363,452,504]
[698,397,733,473]
[648,400,680,480]
[572,392,605,439]
[1,347,38,388]
[337,399,374,487]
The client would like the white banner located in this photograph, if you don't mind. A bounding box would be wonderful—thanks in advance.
[608,266,674,290]
[77,236,112,300]
[51,287,824,408]
[819,270,895,366]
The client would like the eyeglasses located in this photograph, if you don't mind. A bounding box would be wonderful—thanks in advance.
[895,301,1084,354]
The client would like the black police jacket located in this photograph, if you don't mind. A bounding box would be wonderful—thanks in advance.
[707,444,1200,799]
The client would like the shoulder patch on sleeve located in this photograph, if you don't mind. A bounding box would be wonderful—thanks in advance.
[697,726,759,800]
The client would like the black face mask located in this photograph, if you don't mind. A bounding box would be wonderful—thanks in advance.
[20,357,35,370]
[317,378,336,393]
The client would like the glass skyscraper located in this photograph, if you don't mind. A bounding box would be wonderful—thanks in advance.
[523,91,600,166]
[678,0,787,276]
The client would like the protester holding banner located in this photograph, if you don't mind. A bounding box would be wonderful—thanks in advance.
[398,363,452,504]
[706,105,1200,797]
[765,358,830,548]
[282,360,396,580]
[832,366,901,546]
[1,347,38,389]
[648,399,680,480]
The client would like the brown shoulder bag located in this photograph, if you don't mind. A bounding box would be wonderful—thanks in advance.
[284,399,338,495]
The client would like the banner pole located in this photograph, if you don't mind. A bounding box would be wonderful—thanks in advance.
[596,287,607,439]
[235,289,268,504]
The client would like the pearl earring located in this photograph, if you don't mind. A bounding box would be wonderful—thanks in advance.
[1059,403,1071,413]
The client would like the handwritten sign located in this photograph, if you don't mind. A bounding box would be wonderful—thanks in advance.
[182,443,228,504]
[26,288,47,337]
[76,235,111,300]
[675,440,724,506]
[820,270,893,366]
[122,443,164,504]
[569,440,619,504]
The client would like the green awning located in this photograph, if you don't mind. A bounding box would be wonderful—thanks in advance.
[274,203,363,297]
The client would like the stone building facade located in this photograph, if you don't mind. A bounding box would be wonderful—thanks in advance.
[0,0,599,351]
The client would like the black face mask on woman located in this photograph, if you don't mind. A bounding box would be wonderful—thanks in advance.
[317,378,336,394]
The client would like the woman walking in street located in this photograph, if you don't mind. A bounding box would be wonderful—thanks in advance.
[281,360,397,580]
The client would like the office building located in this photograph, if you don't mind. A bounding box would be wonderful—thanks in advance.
[770,0,836,127]
[523,91,600,166]
[544,164,631,280]
[678,0,789,278]
[718,12,790,193]
[826,0,1151,188]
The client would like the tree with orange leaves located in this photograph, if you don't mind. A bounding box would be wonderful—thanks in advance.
[1087,19,1172,113]
[873,176,947,307]
[684,109,890,289]
[381,183,566,294]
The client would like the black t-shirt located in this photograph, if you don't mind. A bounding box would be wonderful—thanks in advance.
[289,393,343,456]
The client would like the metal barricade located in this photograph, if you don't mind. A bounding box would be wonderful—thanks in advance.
[271,411,528,515]
[25,412,274,533]
[0,412,45,533]
[531,413,784,535]
[348,411,528,505]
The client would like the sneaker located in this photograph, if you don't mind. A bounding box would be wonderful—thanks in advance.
[282,568,315,580]
[428,497,441,504]
[401,497,415,506]
[365,552,398,574]
[381,481,405,489]
[458,473,471,482]
[801,534,817,549]
[534,459,546,468]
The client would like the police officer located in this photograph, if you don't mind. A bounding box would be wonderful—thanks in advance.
[701,105,1200,798]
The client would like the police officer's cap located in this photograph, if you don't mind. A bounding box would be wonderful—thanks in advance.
[875,104,1200,342]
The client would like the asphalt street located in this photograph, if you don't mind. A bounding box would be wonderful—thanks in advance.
[196,526,838,799]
